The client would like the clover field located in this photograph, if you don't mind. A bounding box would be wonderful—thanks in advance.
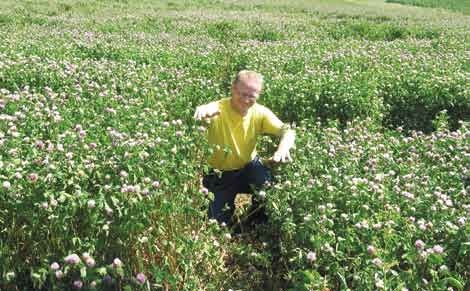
[0,0,469,290]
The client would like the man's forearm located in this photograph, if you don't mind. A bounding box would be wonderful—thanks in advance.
[277,128,295,153]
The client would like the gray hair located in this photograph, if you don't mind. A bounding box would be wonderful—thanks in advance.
[233,70,263,86]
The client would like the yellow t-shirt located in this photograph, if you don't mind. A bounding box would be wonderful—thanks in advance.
[207,97,284,171]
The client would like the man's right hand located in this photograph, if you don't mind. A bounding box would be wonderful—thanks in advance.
[194,102,220,120]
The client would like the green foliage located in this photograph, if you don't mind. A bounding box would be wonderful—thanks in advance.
[386,0,470,15]
[327,20,440,41]
[0,0,468,290]
[265,119,469,290]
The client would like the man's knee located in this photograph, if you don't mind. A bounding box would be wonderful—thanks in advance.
[247,159,273,189]
[209,203,234,224]
[208,191,236,223]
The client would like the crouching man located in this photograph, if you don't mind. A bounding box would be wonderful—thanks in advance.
[194,70,295,226]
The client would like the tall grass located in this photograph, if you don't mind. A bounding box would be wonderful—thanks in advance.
[386,0,470,15]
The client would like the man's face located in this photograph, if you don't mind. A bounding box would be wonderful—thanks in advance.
[231,79,262,116]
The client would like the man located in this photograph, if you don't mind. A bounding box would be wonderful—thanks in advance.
[194,70,295,226]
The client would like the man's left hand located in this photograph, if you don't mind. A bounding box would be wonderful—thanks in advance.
[269,150,292,163]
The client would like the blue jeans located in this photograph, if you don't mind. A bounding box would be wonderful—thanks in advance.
[203,157,273,225]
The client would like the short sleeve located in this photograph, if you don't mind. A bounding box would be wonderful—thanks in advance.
[260,106,284,136]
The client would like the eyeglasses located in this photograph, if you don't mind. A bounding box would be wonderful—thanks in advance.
[239,94,257,101]
[236,88,259,100]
